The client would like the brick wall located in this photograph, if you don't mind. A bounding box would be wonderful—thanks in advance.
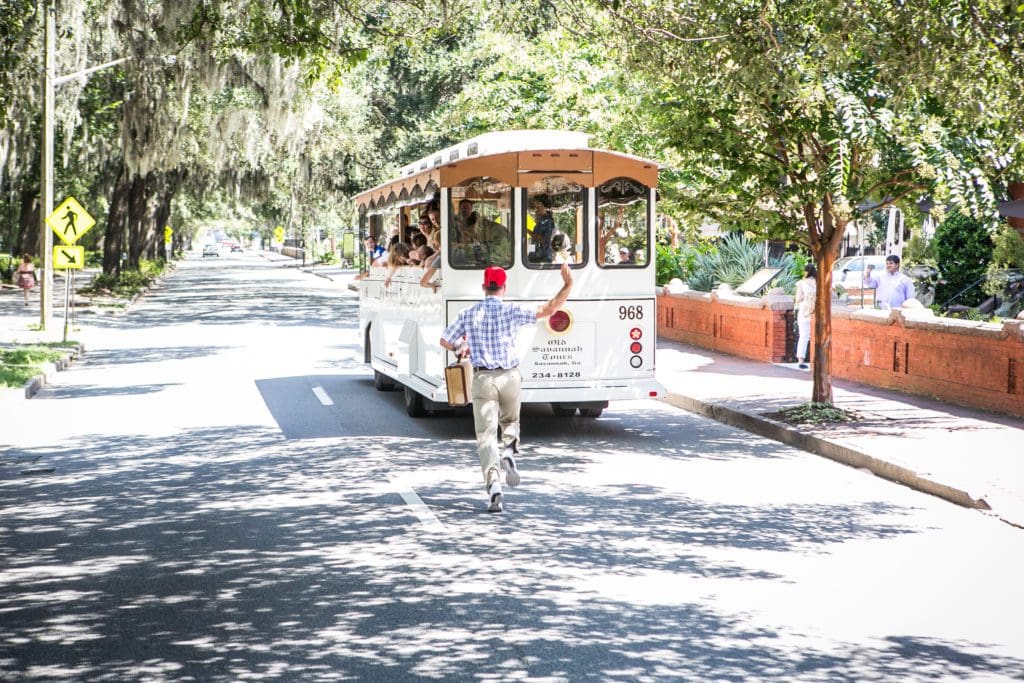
[658,287,1024,418]
[658,286,793,363]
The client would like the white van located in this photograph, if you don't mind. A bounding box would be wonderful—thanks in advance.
[832,255,885,289]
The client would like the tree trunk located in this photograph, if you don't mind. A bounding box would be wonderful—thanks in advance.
[140,172,161,261]
[808,204,849,405]
[153,183,175,262]
[126,173,147,270]
[103,168,131,276]
[16,188,38,257]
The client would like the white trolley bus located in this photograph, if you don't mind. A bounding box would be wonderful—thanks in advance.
[356,130,663,417]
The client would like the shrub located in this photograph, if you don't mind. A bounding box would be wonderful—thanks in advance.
[655,241,715,286]
[0,254,13,282]
[655,244,684,285]
[933,211,994,307]
[989,224,1024,270]
[80,259,165,297]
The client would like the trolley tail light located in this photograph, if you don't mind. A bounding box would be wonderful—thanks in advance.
[548,309,572,334]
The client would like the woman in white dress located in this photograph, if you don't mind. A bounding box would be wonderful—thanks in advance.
[794,263,817,369]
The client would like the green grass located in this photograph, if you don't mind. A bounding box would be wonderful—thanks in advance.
[0,365,41,387]
[0,344,76,387]
[0,347,65,365]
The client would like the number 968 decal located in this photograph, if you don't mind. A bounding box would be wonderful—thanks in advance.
[618,305,644,320]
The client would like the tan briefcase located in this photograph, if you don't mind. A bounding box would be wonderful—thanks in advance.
[445,358,474,407]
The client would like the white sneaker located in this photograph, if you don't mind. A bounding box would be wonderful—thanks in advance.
[487,479,503,513]
[500,448,520,488]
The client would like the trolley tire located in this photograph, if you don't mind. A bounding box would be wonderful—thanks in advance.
[374,370,396,391]
[404,385,428,417]
[551,404,577,417]
[578,407,604,418]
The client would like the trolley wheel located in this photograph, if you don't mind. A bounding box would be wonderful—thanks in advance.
[578,407,604,418]
[374,370,396,391]
[404,385,428,417]
[551,404,577,417]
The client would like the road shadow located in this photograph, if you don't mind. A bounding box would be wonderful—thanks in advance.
[1,425,1020,680]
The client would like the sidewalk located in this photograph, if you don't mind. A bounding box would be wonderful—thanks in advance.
[0,273,88,345]
[656,339,1024,529]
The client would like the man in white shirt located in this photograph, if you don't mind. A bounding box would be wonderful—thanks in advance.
[864,254,915,309]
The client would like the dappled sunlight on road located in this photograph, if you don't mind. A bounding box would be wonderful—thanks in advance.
[3,412,1020,680]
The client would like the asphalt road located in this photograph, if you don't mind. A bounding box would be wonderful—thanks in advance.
[2,253,1023,681]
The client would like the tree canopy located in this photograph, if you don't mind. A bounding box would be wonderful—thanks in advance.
[582,0,1024,401]
[2,0,1022,402]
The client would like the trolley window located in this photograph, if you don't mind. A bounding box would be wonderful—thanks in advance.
[597,177,650,268]
[523,176,586,268]
[448,177,514,269]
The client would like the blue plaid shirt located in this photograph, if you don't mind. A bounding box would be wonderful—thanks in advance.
[442,296,537,369]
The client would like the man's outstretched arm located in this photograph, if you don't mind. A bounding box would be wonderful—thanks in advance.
[536,263,573,319]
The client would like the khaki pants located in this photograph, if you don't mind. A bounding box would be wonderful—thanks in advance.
[471,368,521,485]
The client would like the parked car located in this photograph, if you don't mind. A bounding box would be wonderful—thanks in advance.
[832,255,885,289]
[230,244,243,252]
[202,244,219,257]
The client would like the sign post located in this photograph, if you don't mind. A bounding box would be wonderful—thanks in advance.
[46,197,94,343]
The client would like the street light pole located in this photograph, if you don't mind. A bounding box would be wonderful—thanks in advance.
[38,0,55,328]
[37,0,129,330]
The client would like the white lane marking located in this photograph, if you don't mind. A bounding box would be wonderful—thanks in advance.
[392,482,447,533]
[312,386,333,406]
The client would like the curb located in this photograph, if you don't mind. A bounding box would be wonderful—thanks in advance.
[17,343,84,399]
[661,391,993,513]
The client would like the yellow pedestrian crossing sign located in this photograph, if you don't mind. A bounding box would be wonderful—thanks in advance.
[164,226,173,244]
[47,196,95,244]
[273,226,285,242]
[53,245,85,270]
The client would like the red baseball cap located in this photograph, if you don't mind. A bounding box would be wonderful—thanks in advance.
[483,266,507,290]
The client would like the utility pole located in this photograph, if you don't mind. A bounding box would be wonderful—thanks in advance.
[38,0,55,328]
[38,0,128,330]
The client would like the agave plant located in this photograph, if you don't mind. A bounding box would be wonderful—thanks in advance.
[687,232,799,294]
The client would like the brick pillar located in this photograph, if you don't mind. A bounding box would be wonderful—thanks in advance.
[1009,182,1024,240]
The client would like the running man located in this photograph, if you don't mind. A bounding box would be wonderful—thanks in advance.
[440,264,573,512]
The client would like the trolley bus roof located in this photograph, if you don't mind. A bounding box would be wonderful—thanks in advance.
[355,130,660,211]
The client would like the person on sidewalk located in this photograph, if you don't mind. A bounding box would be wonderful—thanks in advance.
[15,254,36,306]
[439,263,573,512]
[794,263,816,369]
[864,254,915,310]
